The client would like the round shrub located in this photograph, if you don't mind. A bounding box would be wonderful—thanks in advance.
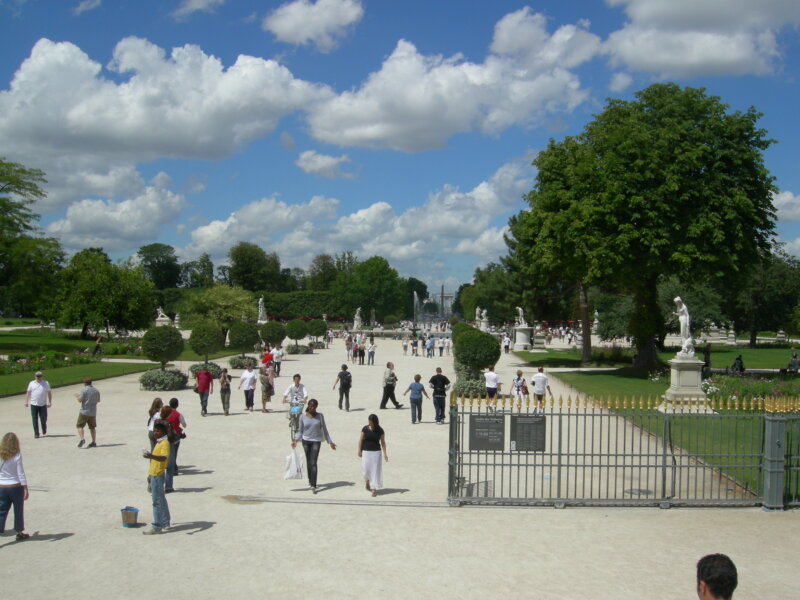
[285,319,308,343]
[140,368,188,391]
[286,344,312,354]
[189,320,225,362]
[308,341,325,349]
[259,321,286,347]
[451,322,473,345]
[188,361,223,379]
[307,318,327,340]
[142,326,184,369]
[453,329,500,371]
[228,321,260,356]
[229,355,259,369]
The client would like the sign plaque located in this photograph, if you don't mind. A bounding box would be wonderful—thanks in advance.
[469,415,505,451]
[510,414,546,452]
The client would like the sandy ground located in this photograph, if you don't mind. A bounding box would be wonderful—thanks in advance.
[1,335,798,599]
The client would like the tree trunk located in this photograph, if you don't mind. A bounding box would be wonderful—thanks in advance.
[630,278,662,368]
[81,322,90,339]
[579,281,592,363]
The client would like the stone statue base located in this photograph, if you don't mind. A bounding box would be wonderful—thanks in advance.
[725,330,737,346]
[479,319,489,332]
[155,317,172,327]
[257,318,267,325]
[513,326,532,351]
[663,355,706,404]
[353,319,362,330]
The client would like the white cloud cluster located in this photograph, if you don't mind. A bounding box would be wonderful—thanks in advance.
[183,158,533,278]
[295,150,355,179]
[604,0,800,77]
[774,190,800,221]
[307,8,600,151]
[262,0,364,53]
[46,185,186,252]
[172,0,226,21]
[73,0,101,15]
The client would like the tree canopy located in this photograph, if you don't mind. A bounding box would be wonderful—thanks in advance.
[137,243,181,290]
[507,83,777,365]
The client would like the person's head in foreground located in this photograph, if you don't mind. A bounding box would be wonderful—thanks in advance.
[697,553,737,600]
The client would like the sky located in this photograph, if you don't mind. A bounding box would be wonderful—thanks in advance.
[2,0,800,293]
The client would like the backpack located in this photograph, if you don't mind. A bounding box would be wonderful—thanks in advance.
[340,371,352,389]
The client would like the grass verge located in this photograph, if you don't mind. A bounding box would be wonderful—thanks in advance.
[0,362,153,397]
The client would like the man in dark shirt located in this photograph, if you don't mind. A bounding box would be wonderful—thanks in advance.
[428,367,451,425]
[333,364,353,411]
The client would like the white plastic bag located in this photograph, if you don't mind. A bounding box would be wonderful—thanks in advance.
[284,450,304,480]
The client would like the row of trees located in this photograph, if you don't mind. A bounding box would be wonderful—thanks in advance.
[0,156,435,334]
[457,83,793,365]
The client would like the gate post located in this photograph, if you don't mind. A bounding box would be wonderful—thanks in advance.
[448,398,460,506]
[762,413,786,511]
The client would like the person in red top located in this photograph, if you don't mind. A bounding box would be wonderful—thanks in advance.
[261,344,273,366]
[195,366,214,417]
[165,399,186,493]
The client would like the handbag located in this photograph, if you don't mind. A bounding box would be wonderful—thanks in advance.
[284,450,304,480]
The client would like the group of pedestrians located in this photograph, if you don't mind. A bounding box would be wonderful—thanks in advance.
[401,334,451,357]
[484,365,553,412]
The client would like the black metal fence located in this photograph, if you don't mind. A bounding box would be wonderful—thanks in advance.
[447,394,800,508]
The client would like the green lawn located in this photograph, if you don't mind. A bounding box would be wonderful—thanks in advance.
[0,362,154,397]
[0,329,232,362]
[1,318,42,326]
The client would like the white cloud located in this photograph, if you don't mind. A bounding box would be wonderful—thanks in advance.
[262,0,364,53]
[307,10,600,151]
[295,150,355,179]
[774,190,800,221]
[782,237,800,258]
[609,71,632,91]
[73,0,101,15]
[46,186,186,252]
[172,0,225,21]
[604,0,800,77]
[0,37,331,209]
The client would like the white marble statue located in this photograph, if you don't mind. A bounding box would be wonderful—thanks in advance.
[156,306,168,320]
[257,296,267,322]
[515,306,527,327]
[481,308,488,322]
[674,296,694,357]
[475,306,481,322]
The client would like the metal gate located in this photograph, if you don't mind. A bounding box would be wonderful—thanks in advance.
[447,394,799,508]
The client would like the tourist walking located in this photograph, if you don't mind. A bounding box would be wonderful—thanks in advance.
[142,422,170,535]
[0,432,30,540]
[75,378,100,448]
[379,362,403,409]
[428,367,451,424]
[333,364,353,411]
[403,374,429,424]
[260,364,275,413]
[238,363,257,412]
[195,365,213,416]
[291,399,336,494]
[367,341,376,365]
[272,345,283,376]
[147,398,163,450]
[24,371,52,438]
[510,370,528,406]
[218,369,232,415]
[484,366,500,411]
[358,414,387,497]
[531,366,552,412]
[402,336,409,355]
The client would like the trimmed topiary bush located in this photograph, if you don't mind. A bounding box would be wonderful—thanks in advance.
[188,361,223,379]
[285,319,308,345]
[142,326,185,369]
[229,355,259,369]
[259,321,286,348]
[453,329,500,371]
[228,320,260,356]
[140,368,188,391]
[307,318,327,341]
[308,341,325,349]
[189,320,225,363]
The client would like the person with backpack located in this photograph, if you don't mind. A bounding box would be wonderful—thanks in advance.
[333,364,353,411]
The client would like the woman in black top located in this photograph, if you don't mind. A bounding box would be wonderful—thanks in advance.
[357,414,388,497]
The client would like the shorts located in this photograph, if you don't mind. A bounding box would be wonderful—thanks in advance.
[76,414,97,429]
[534,393,545,403]
[486,387,497,399]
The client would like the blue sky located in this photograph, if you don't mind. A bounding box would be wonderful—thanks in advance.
[2,0,800,293]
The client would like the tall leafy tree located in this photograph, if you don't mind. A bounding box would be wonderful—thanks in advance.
[352,256,404,321]
[228,242,281,291]
[306,254,337,291]
[137,243,181,290]
[180,253,214,288]
[509,84,777,366]
[180,284,256,333]
[0,158,64,316]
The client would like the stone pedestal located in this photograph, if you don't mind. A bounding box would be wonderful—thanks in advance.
[155,316,172,327]
[664,355,706,403]
[479,319,490,332]
[725,329,737,346]
[513,326,532,351]
[532,333,546,349]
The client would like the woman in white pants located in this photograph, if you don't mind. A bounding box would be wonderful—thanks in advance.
[357,414,388,497]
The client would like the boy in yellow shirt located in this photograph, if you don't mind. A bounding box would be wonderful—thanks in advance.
[142,422,170,534]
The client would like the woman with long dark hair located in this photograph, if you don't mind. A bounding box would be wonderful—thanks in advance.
[358,414,387,497]
[147,398,163,451]
[0,432,30,540]
[291,399,336,493]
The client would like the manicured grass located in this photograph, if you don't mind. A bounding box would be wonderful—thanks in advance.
[553,368,664,400]
[0,362,154,397]
[176,348,235,362]
[1,318,42,326]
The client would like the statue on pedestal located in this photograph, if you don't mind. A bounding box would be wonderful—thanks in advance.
[257,296,267,323]
[674,296,694,357]
[515,306,527,327]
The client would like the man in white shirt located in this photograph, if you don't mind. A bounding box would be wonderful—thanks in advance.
[484,366,500,411]
[25,371,52,438]
[271,345,284,376]
[238,363,257,412]
[531,366,553,413]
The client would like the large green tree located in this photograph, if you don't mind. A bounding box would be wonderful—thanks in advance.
[306,254,337,291]
[180,284,256,332]
[137,243,181,290]
[228,242,281,292]
[0,159,64,316]
[509,84,776,366]
[351,256,404,321]
[180,253,214,288]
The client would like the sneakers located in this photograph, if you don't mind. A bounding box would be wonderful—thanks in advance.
[34,434,40,439]
[78,439,85,447]
[142,528,163,535]
[87,442,96,448]
[395,404,404,409]
[16,532,30,541]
